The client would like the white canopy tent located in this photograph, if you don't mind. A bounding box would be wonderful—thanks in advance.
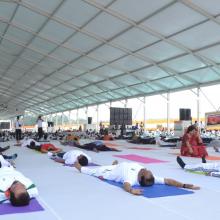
[0,0,220,119]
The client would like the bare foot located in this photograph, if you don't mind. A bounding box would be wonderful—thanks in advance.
[112,160,118,165]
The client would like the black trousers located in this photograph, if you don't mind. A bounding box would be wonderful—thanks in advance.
[15,129,21,141]
[38,127,43,139]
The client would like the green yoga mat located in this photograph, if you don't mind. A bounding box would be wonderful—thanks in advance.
[187,170,207,175]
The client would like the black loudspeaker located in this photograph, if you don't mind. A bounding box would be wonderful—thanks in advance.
[179,109,191,120]
[110,107,132,125]
[88,117,92,124]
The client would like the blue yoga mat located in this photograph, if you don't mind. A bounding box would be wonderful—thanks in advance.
[102,179,194,198]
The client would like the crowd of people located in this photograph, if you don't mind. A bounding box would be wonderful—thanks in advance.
[1,115,220,208]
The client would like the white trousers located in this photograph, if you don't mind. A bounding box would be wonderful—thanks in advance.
[0,155,12,168]
[185,162,220,177]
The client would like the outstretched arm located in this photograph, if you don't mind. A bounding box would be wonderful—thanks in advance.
[164,178,200,190]
[74,162,82,172]
[123,182,143,195]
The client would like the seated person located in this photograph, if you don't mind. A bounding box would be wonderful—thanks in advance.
[0,155,38,206]
[74,161,200,195]
[27,140,62,153]
[129,133,140,143]
[209,139,220,152]
[60,135,80,146]
[103,134,114,141]
[181,125,208,158]
[50,150,91,166]
[177,156,220,177]
[73,140,120,152]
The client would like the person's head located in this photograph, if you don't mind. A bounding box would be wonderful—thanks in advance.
[9,181,30,206]
[30,141,36,148]
[186,125,196,134]
[38,115,42,120]
[138,169,155,187]
[16,116,20,120]
[77,155,88,166]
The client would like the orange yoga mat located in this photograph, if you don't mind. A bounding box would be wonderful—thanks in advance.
[171,153,220,161]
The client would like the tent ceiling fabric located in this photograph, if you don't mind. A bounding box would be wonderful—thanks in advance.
[0,0,220,117]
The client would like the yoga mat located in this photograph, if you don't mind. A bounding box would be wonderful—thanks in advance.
[206,156,220,160]
[101,179,194,198]
[0,199,44,215]
[127,147,156,151]
[113,154,168,164]
[171,153,220,161]
[187,170,207,175]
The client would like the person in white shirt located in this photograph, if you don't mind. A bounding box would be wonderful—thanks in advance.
[177,156,220,178]
[14,116,23,145]
[51,150,91,166]
[36,115,44,140]
[74,161,200,195]
[209,139,220,152]
[21,138,40,148]
[0,155,38,206]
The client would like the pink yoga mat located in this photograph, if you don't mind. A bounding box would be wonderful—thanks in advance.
[113,154,168,164]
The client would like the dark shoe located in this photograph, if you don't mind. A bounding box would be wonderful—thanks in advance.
[202,156,206,163]
[177,156,185,169]
[0,146,10,153]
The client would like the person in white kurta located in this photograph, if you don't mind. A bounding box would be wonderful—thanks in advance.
[0,156,38,205]
[81,162,164,186]
[177,156,220,177]
[15,116,23,145]
[209,139,220,152]
[75,161,200,195]
[52,150,91,166]
[21,138,40,148]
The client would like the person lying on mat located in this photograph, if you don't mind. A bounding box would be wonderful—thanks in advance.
[0,145,10,153]
[181,125,208,158]
[25,139,62,153]
[49,150,91,166]
[0,155,38,206]
[21,138,40,148]
[74,161,200,195]
[73,140,120,153]
[177,156,220,177]
[0,153,17,160]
